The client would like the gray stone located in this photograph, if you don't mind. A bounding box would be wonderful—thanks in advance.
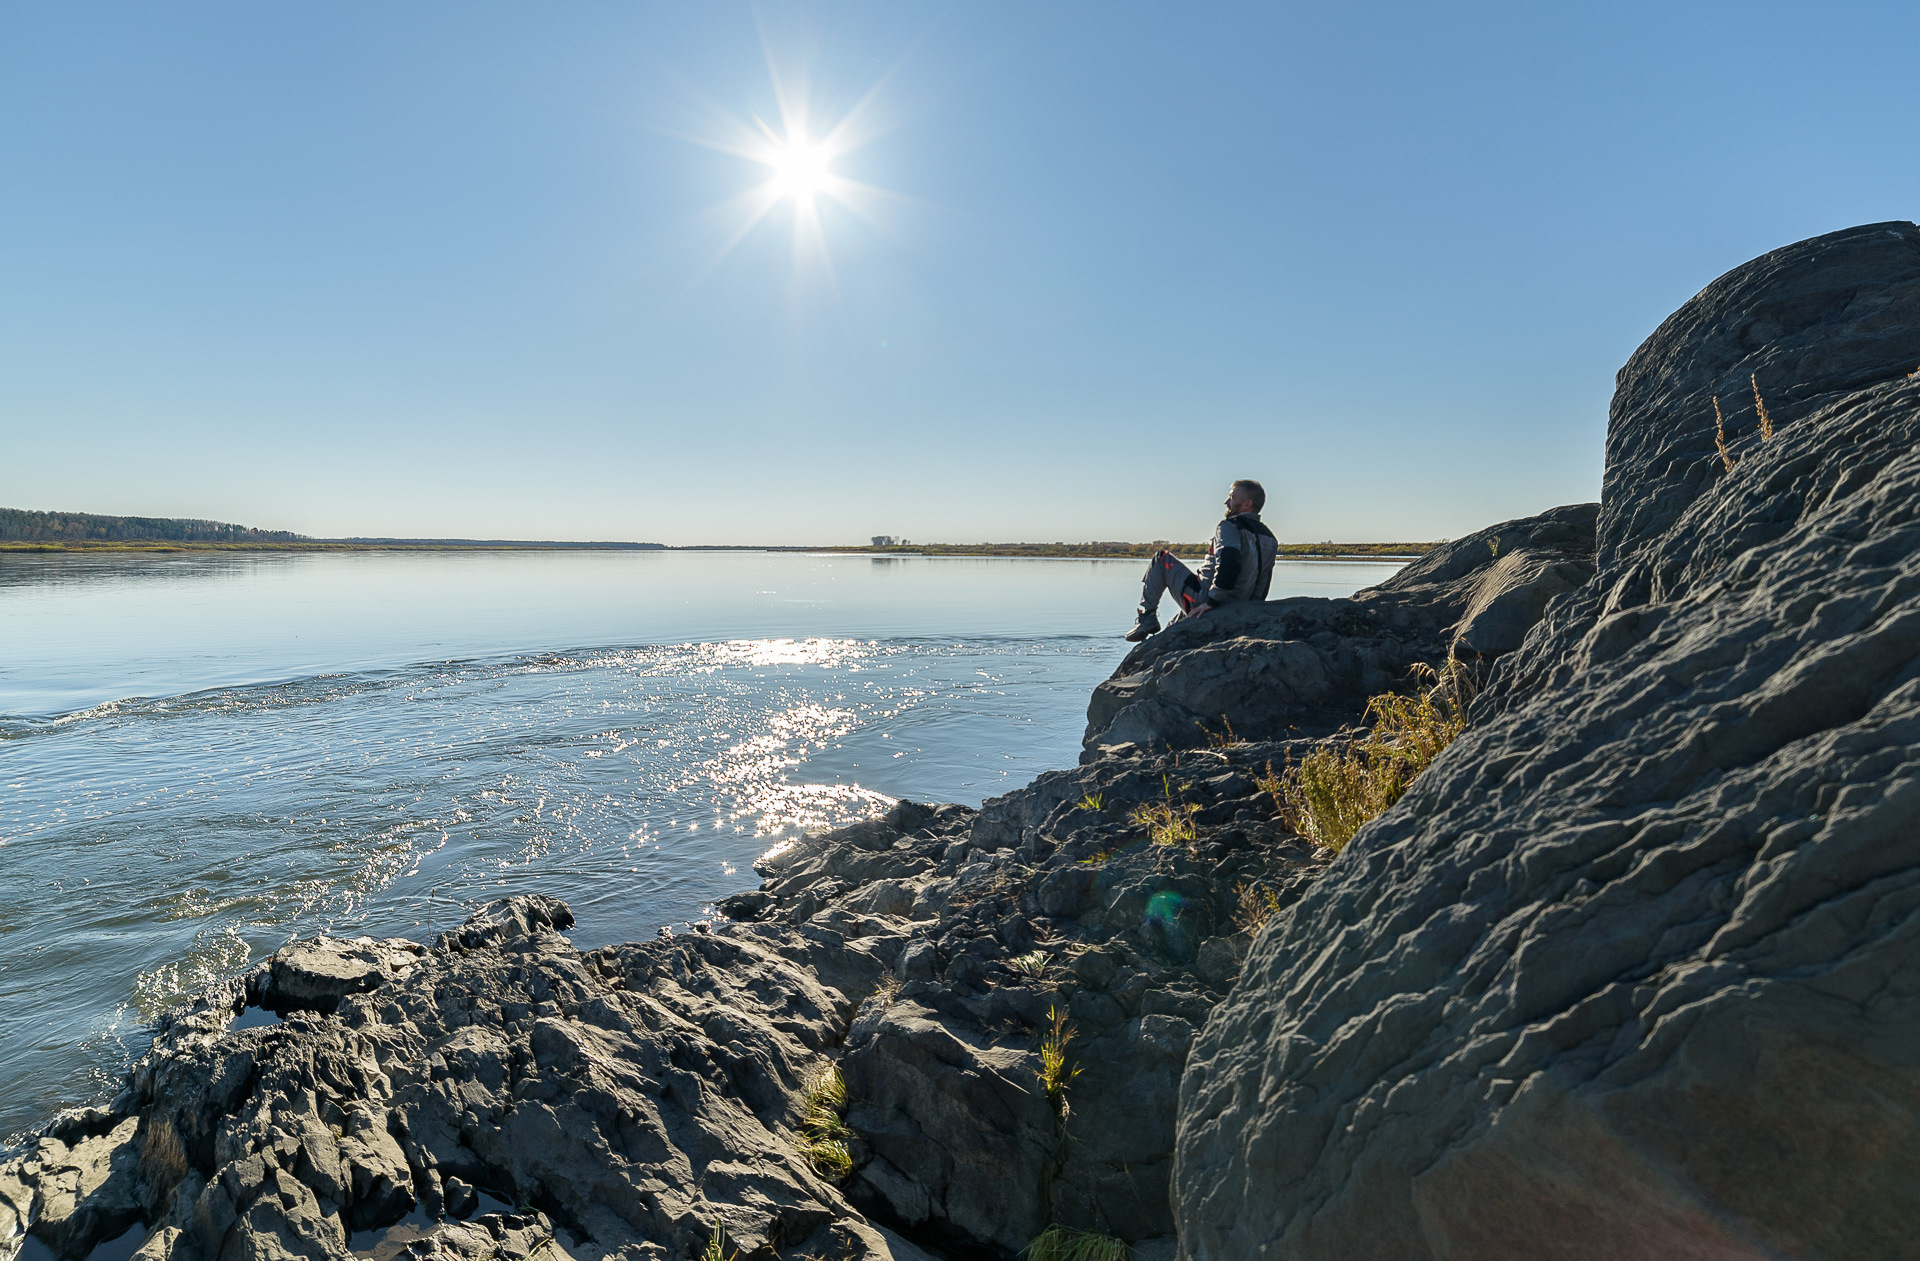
[842,1004,1055,1252]
[248,937,425,1015]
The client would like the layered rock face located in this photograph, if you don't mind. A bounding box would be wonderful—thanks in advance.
[1083,504,1596,756]
[1175,221,1920,1258]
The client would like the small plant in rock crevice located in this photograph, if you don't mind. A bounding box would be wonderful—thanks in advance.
[1200,716,1244,749]
[796,1065,854,1182]
[703,1225,737,1261]
[1023,1225,1130,1261]
[1078,792,1105,813]
[1752,373,1777,442]
[1130,776,1198,849]
[1037,1006,1082,1115]
[1232,880,1283,934]
[1252,761,1285,799]
[1008,950,1052,979]
[1712,379,1783,471]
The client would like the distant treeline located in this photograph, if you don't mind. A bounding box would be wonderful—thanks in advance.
[0,507,306,544]
[336,538,667,550]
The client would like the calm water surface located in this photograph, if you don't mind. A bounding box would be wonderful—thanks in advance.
[0,549,1399,1140]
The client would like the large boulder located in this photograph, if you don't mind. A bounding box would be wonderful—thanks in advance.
[1173,221,1920,1257]
[1082,504,1596,754]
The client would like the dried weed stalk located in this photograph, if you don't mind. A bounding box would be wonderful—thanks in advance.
[1751,373,1775,442]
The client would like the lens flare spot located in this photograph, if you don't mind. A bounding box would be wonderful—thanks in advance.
[1145,890,1184,927]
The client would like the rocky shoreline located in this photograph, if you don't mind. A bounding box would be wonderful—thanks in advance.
[10,221,1920,1261]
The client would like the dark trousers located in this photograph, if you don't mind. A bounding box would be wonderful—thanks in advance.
[1141,550,1203,616]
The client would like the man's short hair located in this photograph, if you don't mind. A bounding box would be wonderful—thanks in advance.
[1232,479,1266,512]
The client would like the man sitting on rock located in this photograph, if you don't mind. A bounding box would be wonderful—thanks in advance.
[1126,479,1280,641]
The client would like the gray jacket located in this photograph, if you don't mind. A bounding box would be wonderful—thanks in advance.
[1197,513,1279,605]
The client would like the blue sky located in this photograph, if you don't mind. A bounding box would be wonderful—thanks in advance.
[3,2,1918,545]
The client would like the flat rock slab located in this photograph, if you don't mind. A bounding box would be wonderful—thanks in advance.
[250,938,425,1014]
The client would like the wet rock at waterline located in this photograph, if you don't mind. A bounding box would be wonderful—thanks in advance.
[1174,221,1920,1257]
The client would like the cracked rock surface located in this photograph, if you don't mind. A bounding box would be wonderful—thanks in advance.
[1174,221,1920,1258]
[3,896,931,1261]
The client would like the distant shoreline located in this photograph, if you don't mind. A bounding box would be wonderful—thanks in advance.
[0,539,1434,560]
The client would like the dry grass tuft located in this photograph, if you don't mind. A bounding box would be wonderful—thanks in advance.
[1269,661,1473,854]
[1023,1225,1130,1261]
[1233,880,1283,934]
[1037,1006,1082,1115]
[1201,716,1243,749]
[143,1116,189,1200]
[1713,395,1737,471]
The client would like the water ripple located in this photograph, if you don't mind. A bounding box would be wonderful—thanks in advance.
[0,634,1116,1142]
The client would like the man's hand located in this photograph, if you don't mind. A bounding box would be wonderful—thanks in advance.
[1189,602,1212,618]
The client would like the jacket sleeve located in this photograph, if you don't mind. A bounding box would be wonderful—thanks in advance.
[1205,520,1241,604]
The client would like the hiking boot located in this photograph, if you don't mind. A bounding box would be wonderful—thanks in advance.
[1123,610,1160,642]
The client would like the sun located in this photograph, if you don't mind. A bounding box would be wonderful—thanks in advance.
[764,135,834,202]
[665,42,915,279]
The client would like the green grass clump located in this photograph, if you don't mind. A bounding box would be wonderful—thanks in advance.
[1023,1225,1130,1261]
[1267,662,1471,854]
[797,1065,853,1181]
[1037,1006,1082,1115]
[1008,950,1051,979]
[1078,791,1105,812]
[1129,776,1198,849]
[703,1226,736,1261]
